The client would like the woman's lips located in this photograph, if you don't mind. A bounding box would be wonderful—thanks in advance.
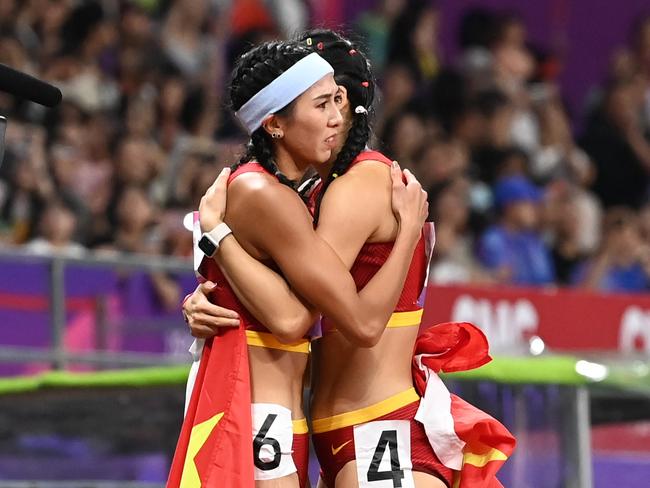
[324,134,337,148]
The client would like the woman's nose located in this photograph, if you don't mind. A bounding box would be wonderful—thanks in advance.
[329,104,343,127]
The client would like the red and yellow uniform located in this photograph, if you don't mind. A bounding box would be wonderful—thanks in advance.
[170,162,310,488]
[309,151,515,487]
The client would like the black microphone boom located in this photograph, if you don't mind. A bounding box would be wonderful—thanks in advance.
[0,63,62,107]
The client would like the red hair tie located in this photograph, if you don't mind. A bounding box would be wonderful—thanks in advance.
[361,81,369,87]
[349,49,357,55]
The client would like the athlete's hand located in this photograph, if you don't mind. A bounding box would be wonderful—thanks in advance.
[199,167,230,232]
[390,161,428,241]
[183,281,240,338]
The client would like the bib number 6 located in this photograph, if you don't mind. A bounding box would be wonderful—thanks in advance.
[253,414,281,470]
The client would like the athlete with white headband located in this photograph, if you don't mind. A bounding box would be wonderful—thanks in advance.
[182,39,428,488]
[186,30,515,488]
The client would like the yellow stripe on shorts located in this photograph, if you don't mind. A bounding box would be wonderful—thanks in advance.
[311,388,419,433]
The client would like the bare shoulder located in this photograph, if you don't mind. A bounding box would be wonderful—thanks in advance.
[319,159,392,234]
[345,159,392,179]
[319,159,397,243]
[325,159,392,201]
[227,171,303,213]
[228,170,286,198]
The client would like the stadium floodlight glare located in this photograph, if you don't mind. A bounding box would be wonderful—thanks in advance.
[528,336,545,356]
[183,212,194,232]
[575,360,609,382]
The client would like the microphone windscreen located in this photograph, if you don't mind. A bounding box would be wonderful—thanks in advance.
[0,64,62,107]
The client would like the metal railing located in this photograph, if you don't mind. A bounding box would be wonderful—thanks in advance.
[0,249,195,371]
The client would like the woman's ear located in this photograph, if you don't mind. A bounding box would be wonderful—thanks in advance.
[261,115,284,139]
[337,85,349,110]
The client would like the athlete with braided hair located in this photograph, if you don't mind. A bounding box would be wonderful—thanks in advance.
[185,39,428,488]
[188,30,451,487]
[188,29,514,487]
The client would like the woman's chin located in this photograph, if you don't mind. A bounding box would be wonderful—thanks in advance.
[316,149,333,164]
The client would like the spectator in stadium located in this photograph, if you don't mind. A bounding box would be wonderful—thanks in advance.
[429,176,490,284]
[24,200,86,257]
[412,136,469,191]
[386,0,441,83]
[468,88,517,184]
[580,77,650,209]
[372,62,417,138]
[356,0,407,72]
[572,207,650,293]
[547,188,591,285]
[380,108,429,169]
[478,174,555,285]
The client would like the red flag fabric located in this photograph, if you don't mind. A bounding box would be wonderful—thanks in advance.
[448,393,515,488]
[414,322,492,382]
[167,324,254,488]
[412,322,516,488]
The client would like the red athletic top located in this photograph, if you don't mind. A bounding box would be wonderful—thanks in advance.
[308,150,428,336]
[198,162,280,335]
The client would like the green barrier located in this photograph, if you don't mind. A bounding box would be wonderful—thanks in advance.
[0,365,191,395]
[441,355,588,385]
[1,355,649,396]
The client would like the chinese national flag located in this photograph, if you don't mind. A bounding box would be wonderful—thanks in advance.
[166,324,254,487]
[413,322,516,488]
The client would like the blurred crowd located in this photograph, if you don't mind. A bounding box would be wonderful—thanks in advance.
[1,0,650,294]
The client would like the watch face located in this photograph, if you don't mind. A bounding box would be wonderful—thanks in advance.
[199,235,217,257]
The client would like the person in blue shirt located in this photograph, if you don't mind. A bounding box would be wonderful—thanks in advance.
[478,175,556,286]
[572,207,650,293]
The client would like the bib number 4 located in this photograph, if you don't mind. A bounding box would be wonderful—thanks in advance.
[353,420,414,488]
[368,430,405,486]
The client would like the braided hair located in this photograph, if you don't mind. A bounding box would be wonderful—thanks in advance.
[230,41,313,189]
[296,30,376,223]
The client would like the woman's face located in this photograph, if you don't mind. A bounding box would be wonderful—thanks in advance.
[327,85,353,164]
[274,74,343,168]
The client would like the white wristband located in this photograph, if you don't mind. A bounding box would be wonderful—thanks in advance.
[198,222,232,257]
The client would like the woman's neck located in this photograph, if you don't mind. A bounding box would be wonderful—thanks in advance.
[315,162,333,180]
[274,146,310,181]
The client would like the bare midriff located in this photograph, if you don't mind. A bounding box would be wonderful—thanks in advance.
[310,325,419,420]
[248,345,308,420]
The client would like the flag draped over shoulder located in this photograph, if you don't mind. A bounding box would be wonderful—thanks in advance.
[167,213,255,488]
[412,322,516,488]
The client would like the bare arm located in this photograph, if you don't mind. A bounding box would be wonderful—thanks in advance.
[198,168,317,343]
[198,164,427,346]
[212,236,318,343]
[313,162,426,344]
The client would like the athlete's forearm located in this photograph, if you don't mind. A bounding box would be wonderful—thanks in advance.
[333,230,419,346]
[213,235,317,343]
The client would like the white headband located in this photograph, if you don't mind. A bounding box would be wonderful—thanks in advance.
[234,52,334,134]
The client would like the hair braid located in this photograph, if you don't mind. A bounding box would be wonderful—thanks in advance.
[229,41,312,189]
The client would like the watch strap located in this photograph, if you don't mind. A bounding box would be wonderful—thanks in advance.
[206,222,232,246]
